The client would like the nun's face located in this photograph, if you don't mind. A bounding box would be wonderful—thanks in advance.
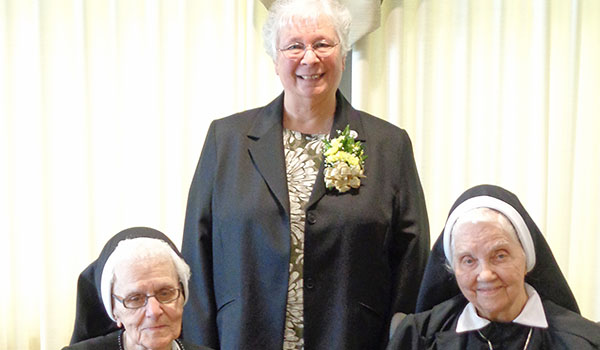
[112,258,183,350]
[452,220,528,322]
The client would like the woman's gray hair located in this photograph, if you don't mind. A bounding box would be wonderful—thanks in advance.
[262,0,352,61]
[100,237,191,320]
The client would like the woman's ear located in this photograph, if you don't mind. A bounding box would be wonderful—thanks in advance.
[113,309,123,328]
[115,315,123,328]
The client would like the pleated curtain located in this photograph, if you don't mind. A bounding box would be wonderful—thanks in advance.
[1,1,598,349]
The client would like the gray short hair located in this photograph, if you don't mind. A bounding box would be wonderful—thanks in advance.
[100,237,191,320]
[262,0,352,61]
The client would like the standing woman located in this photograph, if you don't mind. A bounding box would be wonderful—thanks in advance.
[181,0,429,349]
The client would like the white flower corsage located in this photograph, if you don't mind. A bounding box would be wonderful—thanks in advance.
[323,125,366,193]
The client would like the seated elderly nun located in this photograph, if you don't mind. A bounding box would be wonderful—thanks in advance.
[388,184,600,350]
[64,227,212,350]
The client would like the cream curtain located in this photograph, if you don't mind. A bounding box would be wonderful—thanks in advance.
[1,1,281,349]
[352,0,599,322]
[1,0,598,349]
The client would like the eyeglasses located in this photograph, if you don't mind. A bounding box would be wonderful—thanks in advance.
[278,40,339,60]
[112,287,181,309]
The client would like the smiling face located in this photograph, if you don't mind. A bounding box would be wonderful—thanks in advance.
[274,15,346,105]
[112,257,183,350]
[452,215,528,322]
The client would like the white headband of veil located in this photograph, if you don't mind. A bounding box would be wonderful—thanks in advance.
[99,238,189,321]
[443,195,536,272]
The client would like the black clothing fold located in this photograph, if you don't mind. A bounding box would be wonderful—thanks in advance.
[388,295,600,349]
[388,185,600,350]
[67,227,206,348]
[181,91,430,349]
[64,329,210,350]
[416,185,579,314]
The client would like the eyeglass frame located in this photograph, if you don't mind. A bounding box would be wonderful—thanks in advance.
[112,287,182,309]
[277,40,340,60]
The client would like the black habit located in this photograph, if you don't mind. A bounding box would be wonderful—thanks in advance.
[388,294,600,349]
[66,227,212,350]
[64,329,209,350]
[387,185,600,349]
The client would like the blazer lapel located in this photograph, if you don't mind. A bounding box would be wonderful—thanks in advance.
[247,93,291,215]
[306,91,366,209]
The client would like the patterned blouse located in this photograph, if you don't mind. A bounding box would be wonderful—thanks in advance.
[282,129,327,350]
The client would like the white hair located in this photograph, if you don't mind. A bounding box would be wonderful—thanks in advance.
[262,0,352,61]
[100,237,191,321]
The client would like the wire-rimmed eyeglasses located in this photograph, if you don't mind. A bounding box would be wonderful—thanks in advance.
[112,287,181,309]
[278,40,339,60]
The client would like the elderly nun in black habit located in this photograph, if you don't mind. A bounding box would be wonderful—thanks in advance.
[64,227,212,350]
[388,185,600,349]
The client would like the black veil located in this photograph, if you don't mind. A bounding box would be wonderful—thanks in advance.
[69,227,183,344]
[416,184,579,314]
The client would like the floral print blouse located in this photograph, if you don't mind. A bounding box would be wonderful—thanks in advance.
[282,129,327,350]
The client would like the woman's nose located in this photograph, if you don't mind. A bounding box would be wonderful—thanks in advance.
[145,296,164,317]
[477,263,496,281]
[300,48,320,64]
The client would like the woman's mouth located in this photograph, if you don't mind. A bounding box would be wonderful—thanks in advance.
[477,286,502,295]
[298,73,323,80]
[144,325,167,331]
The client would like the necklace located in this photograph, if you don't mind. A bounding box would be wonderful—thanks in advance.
[477,327,532,350]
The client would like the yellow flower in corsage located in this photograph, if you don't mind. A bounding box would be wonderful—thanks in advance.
[323,125,366,193]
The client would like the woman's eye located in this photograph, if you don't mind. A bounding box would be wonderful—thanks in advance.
[493,250,510,261]
[127,294,143,302]
[158,289,172,297]
[462,257,474,265]
[313,42,330,49]
[285,43,304,51]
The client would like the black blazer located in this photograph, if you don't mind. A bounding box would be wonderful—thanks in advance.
[182,91,430,350]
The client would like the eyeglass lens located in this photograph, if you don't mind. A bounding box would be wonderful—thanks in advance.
[280,41,338,59]
[119,288,180,309]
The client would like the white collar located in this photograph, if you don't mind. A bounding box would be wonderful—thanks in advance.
[456,283,548,333]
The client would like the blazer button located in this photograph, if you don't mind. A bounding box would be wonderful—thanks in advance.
[306,212,316,224]
[305,278,314,289]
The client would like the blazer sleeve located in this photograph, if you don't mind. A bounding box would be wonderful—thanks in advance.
[388,130,430,315]
[181,122,220,348]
